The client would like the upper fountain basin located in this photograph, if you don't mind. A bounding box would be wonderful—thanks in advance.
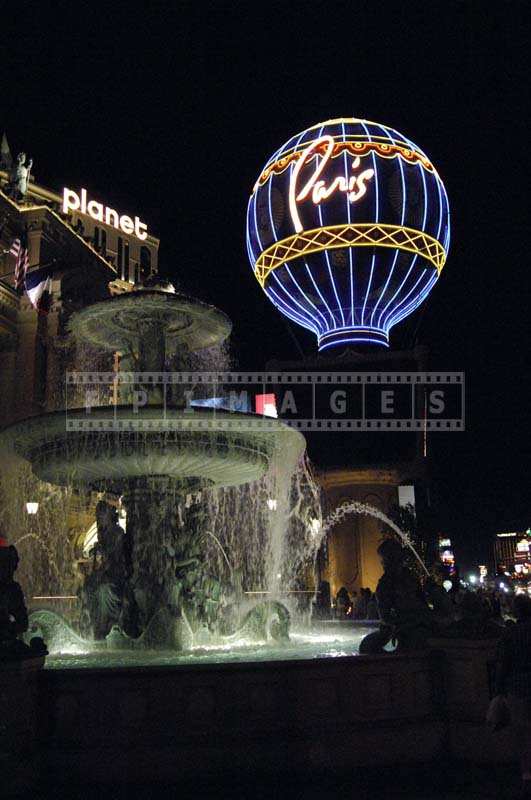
[67,289,232,354]
[0,406,305,491]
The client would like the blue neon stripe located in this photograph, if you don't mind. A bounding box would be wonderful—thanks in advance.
[341,121,356,327]
[371,124,407,328]
[271,271,325,333]
[320,325,387,338]
[316,123,345,327]
[246,195,259,265]
[284,264,329,330]
[267,169,277,244]
[387,272,437,330]
[441,177,451,251]
[434,171,443,245]
[252,191,263,255]
[266,286,318,335]
[319,336,389,351]
[377,154,428,330]
[391,278,437,330]
[304,260,336,329]
[359,120,379,326]
[382,268,427,331]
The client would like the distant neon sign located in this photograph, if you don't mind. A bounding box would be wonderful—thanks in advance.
[62,187,148,241]
[289,135,374,233]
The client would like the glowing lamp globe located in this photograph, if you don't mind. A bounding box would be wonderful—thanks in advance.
[246,118,450,350]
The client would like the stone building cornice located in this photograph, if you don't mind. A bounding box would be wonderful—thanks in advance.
[0,188,117,277]
[0,171,159,249]
[317,459,427,489]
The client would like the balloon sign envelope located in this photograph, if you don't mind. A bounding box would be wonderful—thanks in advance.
[246,118,450,350]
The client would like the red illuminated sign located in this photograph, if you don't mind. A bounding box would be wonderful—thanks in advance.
[255,393,277,418]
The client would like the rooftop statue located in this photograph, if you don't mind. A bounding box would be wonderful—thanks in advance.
[6,152,33,201]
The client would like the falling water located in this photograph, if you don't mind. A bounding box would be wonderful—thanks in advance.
[0,455,80,608]
[321,501,430,576]
[203,452,323,620]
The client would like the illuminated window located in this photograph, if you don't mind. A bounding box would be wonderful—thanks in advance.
[140,246,151,278]
[124,242,130,282]
[93,226,107,255]
[117,236,123,276]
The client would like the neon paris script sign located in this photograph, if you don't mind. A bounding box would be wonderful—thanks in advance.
[288,135,375,233]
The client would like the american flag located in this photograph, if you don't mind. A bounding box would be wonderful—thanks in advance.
[10,232,29,294]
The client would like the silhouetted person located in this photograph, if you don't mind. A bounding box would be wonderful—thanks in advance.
[495,594,531,794]
[425,564,454,628]
[336,586,350,618]
[0,537,46,659]
[366,589,379,620]
[359,538,432,654]
[353,588,368,620]
[0,541,28,643]
[314,581,331,619]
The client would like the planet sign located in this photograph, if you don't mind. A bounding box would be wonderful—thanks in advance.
[246,118,450,350]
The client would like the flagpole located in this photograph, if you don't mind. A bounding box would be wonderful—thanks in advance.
[0,257,57,280]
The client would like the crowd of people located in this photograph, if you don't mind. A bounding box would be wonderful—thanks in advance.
[317,565,524,630]
[316,538,531,795]
[334,585,379,620]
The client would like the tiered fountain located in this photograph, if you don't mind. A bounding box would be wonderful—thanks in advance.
[2,276,307,651]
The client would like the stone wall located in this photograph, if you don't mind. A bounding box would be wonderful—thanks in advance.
[9,637,513,787]
[40,651,442,784]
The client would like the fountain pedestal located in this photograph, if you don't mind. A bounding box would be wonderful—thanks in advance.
[120,477,215,644]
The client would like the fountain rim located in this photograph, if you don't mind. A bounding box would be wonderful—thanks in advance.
[0,405,306,440]
[0,406,306,488]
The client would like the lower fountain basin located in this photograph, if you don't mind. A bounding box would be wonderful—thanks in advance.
[1,406,305,489]
[42,623,377,669]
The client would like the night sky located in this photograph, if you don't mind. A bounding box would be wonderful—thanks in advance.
[3,3,530,567]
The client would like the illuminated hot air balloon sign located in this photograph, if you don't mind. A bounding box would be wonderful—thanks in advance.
[246,118,450,350]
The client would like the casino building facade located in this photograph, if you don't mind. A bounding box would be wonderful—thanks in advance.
[0,152,159,425]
